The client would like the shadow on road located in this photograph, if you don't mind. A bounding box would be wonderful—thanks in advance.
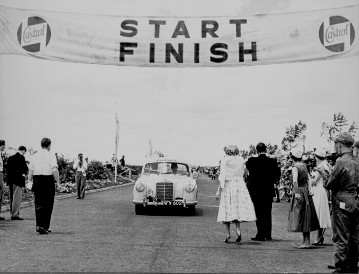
[136,207,200,217]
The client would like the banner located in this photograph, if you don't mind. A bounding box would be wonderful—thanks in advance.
[0,4,358,67]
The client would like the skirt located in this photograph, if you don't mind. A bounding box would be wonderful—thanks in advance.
[217,179,256,223]
[288,186,320,232]
[311,183,331,228]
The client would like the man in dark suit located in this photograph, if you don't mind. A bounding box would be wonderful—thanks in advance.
[7,146,28,220]
[246,142,281,241]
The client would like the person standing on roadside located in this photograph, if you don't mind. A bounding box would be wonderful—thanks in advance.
[288,149,319,248]
[6,146,28,220]
[216,145,256,243]
[120,155,125,171]
[0,140,5,220]
[325,132,359,273]
[246,142,281,241]
[27,138,60,235]
[73,153,87,200]
[309,148,331,246]
[353,140,359,159]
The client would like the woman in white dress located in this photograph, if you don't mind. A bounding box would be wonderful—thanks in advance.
[216,145,256,243]
[310,148,332,245]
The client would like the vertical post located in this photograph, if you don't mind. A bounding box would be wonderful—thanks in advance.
[129,169,132,180]
[115,101,119,183]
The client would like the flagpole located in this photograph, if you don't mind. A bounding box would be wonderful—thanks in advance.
[115,102,119,183]
[149,139,152,157]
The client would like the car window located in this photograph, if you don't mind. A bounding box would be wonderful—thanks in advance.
[143,162,190,176]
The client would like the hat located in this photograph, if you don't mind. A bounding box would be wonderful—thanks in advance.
[334,132,355,147]
[353,141,359,149]
[224,145,239,155]
[291,149,303,159]
[314,148,326,158]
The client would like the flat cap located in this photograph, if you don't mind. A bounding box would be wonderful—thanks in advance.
[334,132,355,147]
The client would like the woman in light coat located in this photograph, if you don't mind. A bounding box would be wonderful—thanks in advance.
[216,145,256,243]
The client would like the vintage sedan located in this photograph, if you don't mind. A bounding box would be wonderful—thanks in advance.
[132,158,198,215]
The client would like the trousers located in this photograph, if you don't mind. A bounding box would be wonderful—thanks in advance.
[75,171,86,198]
[252,192,273,238]
[9,184,22,217]
[332,193,359,272]
[0,173,3,213]
[33,175,55,230]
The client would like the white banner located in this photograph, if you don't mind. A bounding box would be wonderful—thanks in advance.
[0,4,358,67]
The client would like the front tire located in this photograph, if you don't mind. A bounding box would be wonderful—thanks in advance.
[188,205,196,216]
[135,204,146,215]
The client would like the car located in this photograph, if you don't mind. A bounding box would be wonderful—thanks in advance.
[132,157,198,215]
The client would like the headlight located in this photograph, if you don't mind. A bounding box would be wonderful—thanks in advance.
[135,183,145,192]
[147,189,153,196]
[185,183,195,193]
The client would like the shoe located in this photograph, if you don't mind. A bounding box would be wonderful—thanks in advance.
[81,197,84,200]
[295,244,311,249]
[11,216,24,220]
[312,237,324,246]
[251,237,265,241]
[236,235,242,243]
[265,237,273,241]
[327,265,336,270]
[224,236,231,243]
[46,229,52,233]
[76,197,81,199]
[0,216,5,220]
[275,200,280,203]
[36,227,48,235]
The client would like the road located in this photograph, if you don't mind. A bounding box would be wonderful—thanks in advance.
[0,173,335,272]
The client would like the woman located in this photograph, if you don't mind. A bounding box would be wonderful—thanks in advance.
[288,150,319,249]
[216,145,256,243]
[310,149,331,245]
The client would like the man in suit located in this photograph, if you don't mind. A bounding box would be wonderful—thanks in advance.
[7,146,28,220]
[0,140,6,220]
[246,142,281,241]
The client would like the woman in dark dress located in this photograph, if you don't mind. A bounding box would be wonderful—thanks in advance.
[288,150,319,249]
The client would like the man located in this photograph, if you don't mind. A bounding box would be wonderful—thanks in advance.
[324,132,359,273]
[246,142,281,241]
[120,155,125,170]
[28,138,60,235]
[0,140,5,220]
[170,163,178,175]
[353,140,359,159]
[73,153,88,200]
[273,161,282,203]
[6,146,28,220]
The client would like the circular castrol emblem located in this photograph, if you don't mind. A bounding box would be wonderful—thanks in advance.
[17,16,51,53]
[319,16,355,53]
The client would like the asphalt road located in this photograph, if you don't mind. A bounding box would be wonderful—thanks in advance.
[0,174,335,273]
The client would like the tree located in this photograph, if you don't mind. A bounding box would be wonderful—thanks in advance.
[281,121,307,151]
[321,112,358,148]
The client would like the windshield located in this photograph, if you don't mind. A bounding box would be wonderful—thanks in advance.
[143,162,190,176]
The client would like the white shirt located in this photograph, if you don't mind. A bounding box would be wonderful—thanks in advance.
[73,158,88,175]
[29,149,58,175]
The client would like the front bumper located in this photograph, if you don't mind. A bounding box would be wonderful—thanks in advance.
[132,198,197,207]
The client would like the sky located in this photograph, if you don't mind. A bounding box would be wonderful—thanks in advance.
[0,0,358,165]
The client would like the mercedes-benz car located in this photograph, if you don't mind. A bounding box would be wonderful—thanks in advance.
[132,157,198,215]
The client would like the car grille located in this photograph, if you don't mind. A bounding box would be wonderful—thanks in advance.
[156,182,173,201]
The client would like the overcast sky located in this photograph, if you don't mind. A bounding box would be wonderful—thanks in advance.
[0,0,358,165]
